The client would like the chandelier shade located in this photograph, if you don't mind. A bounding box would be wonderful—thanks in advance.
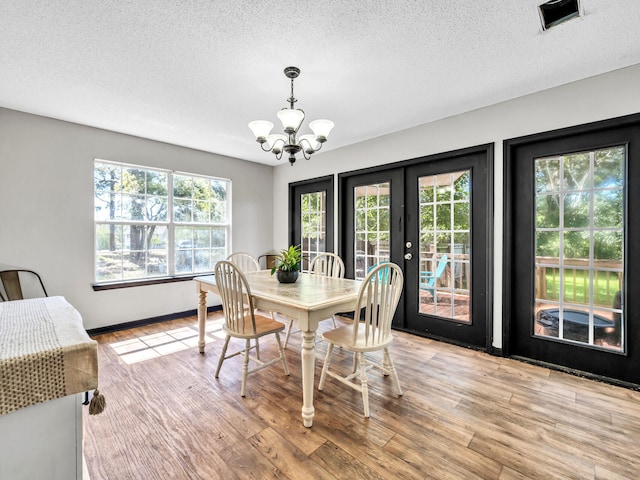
[277,108,305,134]
[248,120,274,143]
[309,119,335,142]
[298,134,319,154]
[249,66,334,165]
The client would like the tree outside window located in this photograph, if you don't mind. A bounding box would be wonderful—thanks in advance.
[94,160,230,283]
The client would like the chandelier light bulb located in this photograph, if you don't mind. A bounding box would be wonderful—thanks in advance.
[267,134,287,155]
[298,134,319,154]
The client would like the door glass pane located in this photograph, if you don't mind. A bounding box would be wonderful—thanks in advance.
[300,191,326,271]
[353,183,390,280]
[534,147,625,351]
[418,171,471,323]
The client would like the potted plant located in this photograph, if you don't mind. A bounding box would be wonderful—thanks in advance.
[271,245,302,283]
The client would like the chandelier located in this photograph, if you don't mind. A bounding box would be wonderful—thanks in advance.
[248,66,334,166]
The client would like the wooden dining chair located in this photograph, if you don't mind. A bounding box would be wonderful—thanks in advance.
[309,252,345,279]
[318,262,404,417]
[0,269,48,301]
[282,252,345,348]
[226,252,260,272]
[227,252,275,358]
[214,260,289,397]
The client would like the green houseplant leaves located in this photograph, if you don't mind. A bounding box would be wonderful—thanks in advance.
[271,245,302,274]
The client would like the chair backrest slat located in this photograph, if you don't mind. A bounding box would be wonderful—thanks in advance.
[310,252,345,278]
[215,261,257,335]
[352,262,403,347]
[1,271,23,300]
[0,269,48,301]
[226,253,260,273]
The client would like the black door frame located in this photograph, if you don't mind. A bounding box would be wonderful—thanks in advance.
[339,167,406,325]
[338,144,494,351]
[503,113,640,386]
[288,175,335,254]
[339,168,405,279]
[404,150,492,349]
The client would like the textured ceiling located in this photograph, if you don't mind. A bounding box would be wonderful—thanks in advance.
[1,1,639,166]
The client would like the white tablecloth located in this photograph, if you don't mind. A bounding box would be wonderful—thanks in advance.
[0,296,98,415]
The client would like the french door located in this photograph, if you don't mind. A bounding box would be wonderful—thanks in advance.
[289,176,334,270]
[340,146,492,349]
[505,114,640,384]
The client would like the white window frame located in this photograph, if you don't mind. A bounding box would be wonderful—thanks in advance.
[94,159,231,285]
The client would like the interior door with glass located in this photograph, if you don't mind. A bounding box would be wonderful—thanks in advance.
[342,169,405,322]
[290,176,334,271]
[507,117,640,384]
[404,151,491,348]
[340,146,492,348]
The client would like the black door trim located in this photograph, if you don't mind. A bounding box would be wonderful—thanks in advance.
[338,144,494,260]
[503,113,640,380]
[288,175,335,252]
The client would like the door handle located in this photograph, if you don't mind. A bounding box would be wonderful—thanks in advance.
[404,253,413,260]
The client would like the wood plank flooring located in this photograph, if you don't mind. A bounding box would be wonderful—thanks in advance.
[83,312,640,479]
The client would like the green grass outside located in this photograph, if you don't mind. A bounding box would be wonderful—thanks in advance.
[543,268,621,307]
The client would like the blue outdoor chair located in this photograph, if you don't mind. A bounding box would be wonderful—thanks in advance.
[420,254,448,297]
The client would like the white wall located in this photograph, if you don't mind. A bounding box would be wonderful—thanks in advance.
[0,108,274,329]
[3,63,639,336]
[272,63,640,349]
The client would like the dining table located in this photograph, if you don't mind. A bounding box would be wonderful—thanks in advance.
[194,270,362,427]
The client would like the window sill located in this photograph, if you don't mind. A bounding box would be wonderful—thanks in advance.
[92,274,212,291]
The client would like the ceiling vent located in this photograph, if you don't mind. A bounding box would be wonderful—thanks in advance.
[539,0,581,30]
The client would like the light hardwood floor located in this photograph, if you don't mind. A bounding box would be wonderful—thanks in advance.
[83,311,640,479]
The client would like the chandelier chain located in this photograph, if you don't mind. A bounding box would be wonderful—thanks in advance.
[288,77,297,109]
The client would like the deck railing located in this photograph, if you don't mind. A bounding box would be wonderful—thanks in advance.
[535,257,622,307]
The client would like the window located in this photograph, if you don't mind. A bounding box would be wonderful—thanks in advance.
[94,160,230,284]
[300,191,327,270]
[534,147,624,350]
[418,170,471,322]
[354,182,391,280]
[289,176,334,271]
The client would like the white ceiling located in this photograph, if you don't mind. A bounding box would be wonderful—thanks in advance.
[1,1,639,166]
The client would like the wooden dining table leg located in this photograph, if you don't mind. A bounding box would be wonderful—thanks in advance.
[300,329,316,427]
[198,288,207,354]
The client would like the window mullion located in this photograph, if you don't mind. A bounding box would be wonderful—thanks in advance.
[168,172,175,276]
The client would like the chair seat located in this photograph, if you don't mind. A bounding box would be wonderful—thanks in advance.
[223,313,286,339]
[322,325,394,352]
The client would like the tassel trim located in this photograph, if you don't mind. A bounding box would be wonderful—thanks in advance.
[89,388,106,415]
